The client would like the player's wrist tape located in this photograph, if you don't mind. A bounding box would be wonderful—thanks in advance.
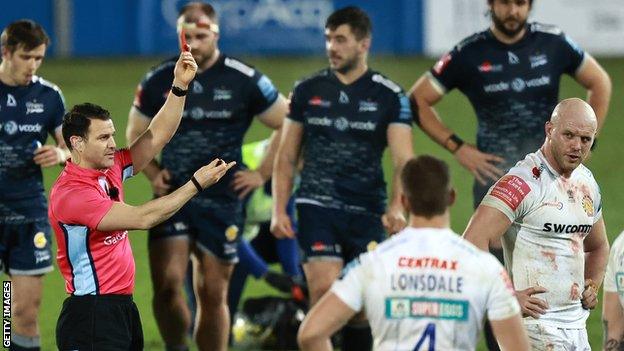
[171,85,188,97]
[190,175,203,192]
[445,133,464,153]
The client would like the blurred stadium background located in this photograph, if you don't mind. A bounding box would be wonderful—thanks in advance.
[3,0,624,349]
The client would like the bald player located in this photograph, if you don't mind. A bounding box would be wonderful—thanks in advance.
[464,98,609,350]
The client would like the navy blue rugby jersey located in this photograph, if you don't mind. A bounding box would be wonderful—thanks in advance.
[289,68,412,215]
[0,76,65,223]
[429,23,585,171]
[134,55,279,202]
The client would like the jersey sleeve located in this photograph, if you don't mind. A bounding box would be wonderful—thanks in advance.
[592,181,603,224]
[428,47,464,94]
[330,255,368,312]
[287,82,305,124]
[558,33,586,75]
[114,148,134,183]
[480,167,537,222]
[388,91,413,127]
[57,185,114,230]
[604,241,619,292]
[248,71,280,116]
[486,262,522,321]
[49,88,66,133]
[133,72,166,118]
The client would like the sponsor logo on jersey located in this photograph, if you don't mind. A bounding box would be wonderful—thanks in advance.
[213,88,231,101]
[184,108,232,120]
[225,225,239,242]
[6,94,16,107]
[478,61,503,73]
[2,121,42,135]
[25,101,44,114]
[483,75,551,93]
[582,195,594,217]
[385,297,469,321]
[616,273,624,293]
[542,223,592,234]
[104,231,128,245]
[33,232,47,249]
[542,201,563,210]
[34,249,50,264]
[173,222,188,231]
[339,91,349,104]
[531,166,542,179]
[508,51,520,64]
[489,175,531,210]
[530,54,548,68]
[433,52,452,75]
[398,256,458,270]
[308,96,331,107]
[307,116,377,131]
[366,241,378,251]
[358,100,378,112]
[193,81,204,94]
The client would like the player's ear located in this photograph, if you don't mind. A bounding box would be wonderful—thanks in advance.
[401,193,411,213]
[70,136,84,152]
[544,121,553,138]
[448,188,456,207]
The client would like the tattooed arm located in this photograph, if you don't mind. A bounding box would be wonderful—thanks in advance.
[603,291,624,350]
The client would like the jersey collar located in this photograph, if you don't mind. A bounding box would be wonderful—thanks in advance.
[63,158,111,179]
[328,68,372,88]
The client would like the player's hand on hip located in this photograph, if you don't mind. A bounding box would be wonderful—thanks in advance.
[232,170,265,199]
[271,212,295,239]
[581,279,598,310]
[173,51,198,89]
[382,208,406,235]
[33,145,66,168]
[152,168,172,197]
[453,143,505,185]
[193,159,236,189]
[516,286,549,319]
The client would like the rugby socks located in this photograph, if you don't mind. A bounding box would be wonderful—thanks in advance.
[238,240,269,278]
[9,334,40,351]
[276,237,303,277]
[341,323,372,351]
[165,345,189,351]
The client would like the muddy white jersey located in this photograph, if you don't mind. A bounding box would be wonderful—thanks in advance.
[331,227,520,351]
[604,231,624,306]
[481,150,602,328]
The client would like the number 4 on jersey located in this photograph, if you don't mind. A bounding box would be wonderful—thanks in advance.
[413,323,436,351]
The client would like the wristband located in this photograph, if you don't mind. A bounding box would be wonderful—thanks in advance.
[171,85,188,97]
[445,133,464,153]
[190,175,203,193]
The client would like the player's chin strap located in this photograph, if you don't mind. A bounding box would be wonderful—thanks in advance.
[176,18,220,34]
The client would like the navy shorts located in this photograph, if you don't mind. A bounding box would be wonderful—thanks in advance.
[148,198,243,263]
[296,204,385,264]
[0,220,53,275]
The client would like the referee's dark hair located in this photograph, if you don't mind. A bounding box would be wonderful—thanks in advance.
[1,20,50,54]
[326,6,372,40]
[401,155,453,218]
[62,103,111,151]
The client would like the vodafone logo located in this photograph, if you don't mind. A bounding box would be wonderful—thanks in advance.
[2,121,42,135]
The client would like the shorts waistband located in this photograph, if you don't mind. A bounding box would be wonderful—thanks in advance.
[69,294,133,302]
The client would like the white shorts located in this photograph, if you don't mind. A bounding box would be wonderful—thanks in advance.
[525,324,589,351]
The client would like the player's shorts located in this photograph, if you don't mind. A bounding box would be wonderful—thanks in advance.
[56,294,143,351]
[148,198,243,263]
[296,203,385,263]
[0,220,53,275]
[525,324,589,351]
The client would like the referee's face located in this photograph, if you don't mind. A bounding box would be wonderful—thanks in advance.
[325,24,368,74]
[490,0,530,38]
[1,44,46,86]
[83,118,117,170]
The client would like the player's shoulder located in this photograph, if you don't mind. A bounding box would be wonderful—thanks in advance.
[454,29,490,53]
[222,55,259,78]
[293,68,331,89]
[506,152,544,182]
[573,163,599,186]
[143,57,177,83]
[31,76,63,96]
[529,22,564,37]
[369,70,404,95]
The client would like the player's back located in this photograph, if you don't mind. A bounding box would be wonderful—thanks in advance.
[333,227,519,350]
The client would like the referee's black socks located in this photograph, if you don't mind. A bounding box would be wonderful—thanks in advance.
[341,323,372,351]
[9,334,40,351]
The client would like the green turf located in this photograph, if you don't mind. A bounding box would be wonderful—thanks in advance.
[26,55,624,350]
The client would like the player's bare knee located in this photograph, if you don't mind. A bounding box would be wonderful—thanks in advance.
[297,324,316,349]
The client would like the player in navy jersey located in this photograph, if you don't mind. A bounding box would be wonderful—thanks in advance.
[272,7,414,351]
[408,0,611,349]
[126,3,288,350]
[0,20,69,351]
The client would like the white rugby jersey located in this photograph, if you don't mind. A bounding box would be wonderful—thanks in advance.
[604,231,624,305]
[331,227,520,351]
[481,150,602,328]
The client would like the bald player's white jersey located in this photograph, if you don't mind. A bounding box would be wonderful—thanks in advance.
[481,150,602,328]
[331,227,520,351]
[604,231,624,305]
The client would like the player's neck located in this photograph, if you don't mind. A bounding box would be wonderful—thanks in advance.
[541,144,573,178]
[408,212,450,229]
[489,24,527,45]
[198,49,221,72]
[334,61,368,85]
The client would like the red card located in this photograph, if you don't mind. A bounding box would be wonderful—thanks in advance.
[180,28,189,52]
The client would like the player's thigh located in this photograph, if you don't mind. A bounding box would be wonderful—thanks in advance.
[192,250,234,303]
[148,214,192,290]
[302,260,343,306]
[4,221,53,276]
[341,211,385,263]
[296,204,342,262]
[192,201,244,265]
